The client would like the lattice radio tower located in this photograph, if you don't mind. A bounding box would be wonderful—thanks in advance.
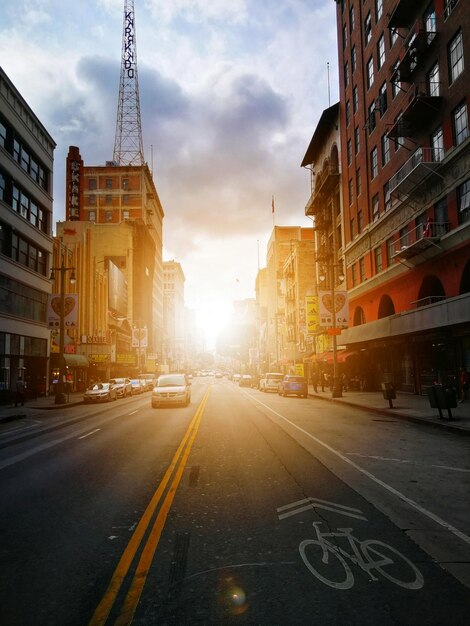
[113,0,144,166]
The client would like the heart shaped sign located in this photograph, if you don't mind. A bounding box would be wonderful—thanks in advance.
[50,296,76,318]
[321,293,346,313]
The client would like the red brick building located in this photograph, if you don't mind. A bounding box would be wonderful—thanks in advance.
[334,0,470,392]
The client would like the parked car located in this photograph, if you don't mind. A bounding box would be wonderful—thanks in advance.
[239,374,253,387]
[151,373,191,408]
[109,377,132,398]
[278,375,308,398]
[83,382,117,403]
[261,372,284,392]
[130,378,146,394]
[232,374,241,383]
[138,373,156,391]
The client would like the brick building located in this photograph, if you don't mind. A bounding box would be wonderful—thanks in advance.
[334,0,470,393]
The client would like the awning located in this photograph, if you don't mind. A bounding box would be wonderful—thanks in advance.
[64,354,88,367]
[314,350,358,364]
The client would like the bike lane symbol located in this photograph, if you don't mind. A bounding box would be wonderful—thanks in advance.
[277,498,424,591]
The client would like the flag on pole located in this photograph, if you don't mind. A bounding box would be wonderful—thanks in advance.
[272,195,275,214]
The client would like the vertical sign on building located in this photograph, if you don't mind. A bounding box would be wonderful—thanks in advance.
[306,295,319,335]
[66,146,83,220]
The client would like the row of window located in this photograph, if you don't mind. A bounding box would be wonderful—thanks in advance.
[0,274,48,323]
[0,169,49,233]
[87,210,133,222]
[88,177,133,191]
[0,114,49,191]
[0,221,48,276]
[85,194,138,205]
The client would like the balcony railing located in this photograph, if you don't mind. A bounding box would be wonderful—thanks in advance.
[411,295,446,308]
[389,146,444,196]
[304,166,339,216]
[392,221,448,259]
[387,84,444,139]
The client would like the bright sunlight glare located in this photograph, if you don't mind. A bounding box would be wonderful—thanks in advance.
[196,300,232,351]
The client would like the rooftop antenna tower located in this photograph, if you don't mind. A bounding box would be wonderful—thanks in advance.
[113,0,144,166]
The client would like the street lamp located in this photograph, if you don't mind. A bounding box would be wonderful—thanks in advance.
[50,259,76,404]
[319,261,345,398]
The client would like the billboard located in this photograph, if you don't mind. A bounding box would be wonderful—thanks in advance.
[131,327,148,348]
[305,295,319,335]
[47,294,78,328]
[108,260,128,317]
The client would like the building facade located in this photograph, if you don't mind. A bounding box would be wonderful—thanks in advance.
[334,0,470,392]
[0,68,55,401]
[163,260,186,372]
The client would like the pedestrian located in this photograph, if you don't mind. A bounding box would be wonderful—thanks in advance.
[311,371,318,393]
[459,368,469,403]
[320,372,326,392]
[15,377,25,407]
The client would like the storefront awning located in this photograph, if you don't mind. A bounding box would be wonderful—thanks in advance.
[314,350,358,365]
[64,354,88,367]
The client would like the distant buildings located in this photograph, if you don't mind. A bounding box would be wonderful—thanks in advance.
[163,260,186,372]
[0,67,55,399]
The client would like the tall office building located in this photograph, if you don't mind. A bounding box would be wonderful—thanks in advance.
[0,67,55,400]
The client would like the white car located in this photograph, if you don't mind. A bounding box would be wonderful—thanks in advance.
[152,373,191,408]
[109,377,132,398]
[261,372,284,392]
[83,382,117,403]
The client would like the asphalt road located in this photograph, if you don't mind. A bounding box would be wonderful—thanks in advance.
[0,378,469,625]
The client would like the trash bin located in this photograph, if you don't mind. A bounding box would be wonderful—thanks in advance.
[381,382,396,407]
[427,384,457,419]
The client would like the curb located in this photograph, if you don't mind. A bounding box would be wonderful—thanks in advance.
[309,392,470,437]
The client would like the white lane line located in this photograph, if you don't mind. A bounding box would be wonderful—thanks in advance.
[128,410,138,415]
[78,428,101,439]
[248,394,470,548]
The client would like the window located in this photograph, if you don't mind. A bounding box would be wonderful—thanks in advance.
[372,193,380,221]
[390,27,398,48]
[122,178,129,190]
[349,178,354,205]
[368,102,376,133]
[424,4,437,44]
[89,210,96,222]
[416,212,427,238]
[354,126,360,154]
[448,31,464,83]
[367,57,374,89]
[346,100,351,126]
[347,139,352,165]
[375,0,383,21]
[356,168,361,196]
[431,126,444,161]
[377,34,385,69]
[122,194,129,204]
[89,178,97,190]
[350,217,356,239]
[105,178,113,189]
[444,0,460,19]
[353,86,359,113]
[351,46,357,73]
[457,179,470,223]
[357,209,363,233]
[453,101,468,146]
[370,147,378,179]
[89,195,96,205]
[381,133,391,165]
[386,238,394,265]
[374,246,383,272]
[343,24,348,49]
[378,82,387,116]
[427,62,440,96]
[344,62,349,88]
[105,194,112,205]
[435,197,448,225]
[391,61,400,98]
[0,121,6,148]
[351,263,357,287]
[105,211,113,222]
[365,12,372,45]
[0,172,5,201]
[349,6,355,32]
[359,257,366,282]
[123,210,130,220]
[399,225,410,248]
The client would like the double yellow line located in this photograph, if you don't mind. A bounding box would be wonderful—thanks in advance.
[89,387,211,626]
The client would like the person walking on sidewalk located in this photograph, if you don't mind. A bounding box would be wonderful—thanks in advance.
[14,378,25,407]
[459,368,469,403]
[311,371,318,393]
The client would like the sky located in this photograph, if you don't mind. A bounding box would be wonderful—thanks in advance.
[1,0,339,346]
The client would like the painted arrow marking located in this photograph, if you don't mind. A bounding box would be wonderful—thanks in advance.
[277,497,368,521]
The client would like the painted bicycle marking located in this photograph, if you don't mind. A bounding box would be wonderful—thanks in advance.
[278,498,424,590]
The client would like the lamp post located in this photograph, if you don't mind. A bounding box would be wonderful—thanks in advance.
[50,258,76,404]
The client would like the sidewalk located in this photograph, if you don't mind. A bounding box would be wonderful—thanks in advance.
[0,391,84,424]
[307,385,470,436]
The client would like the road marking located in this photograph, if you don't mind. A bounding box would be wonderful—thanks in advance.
[347,453,470,473]
[128,410,138,415]
[89,386,210,626]
[78,428,101,439]
[277,497,368,521]
[248,394,470,548]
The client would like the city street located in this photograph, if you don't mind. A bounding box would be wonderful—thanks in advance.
[1,377,469,625]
